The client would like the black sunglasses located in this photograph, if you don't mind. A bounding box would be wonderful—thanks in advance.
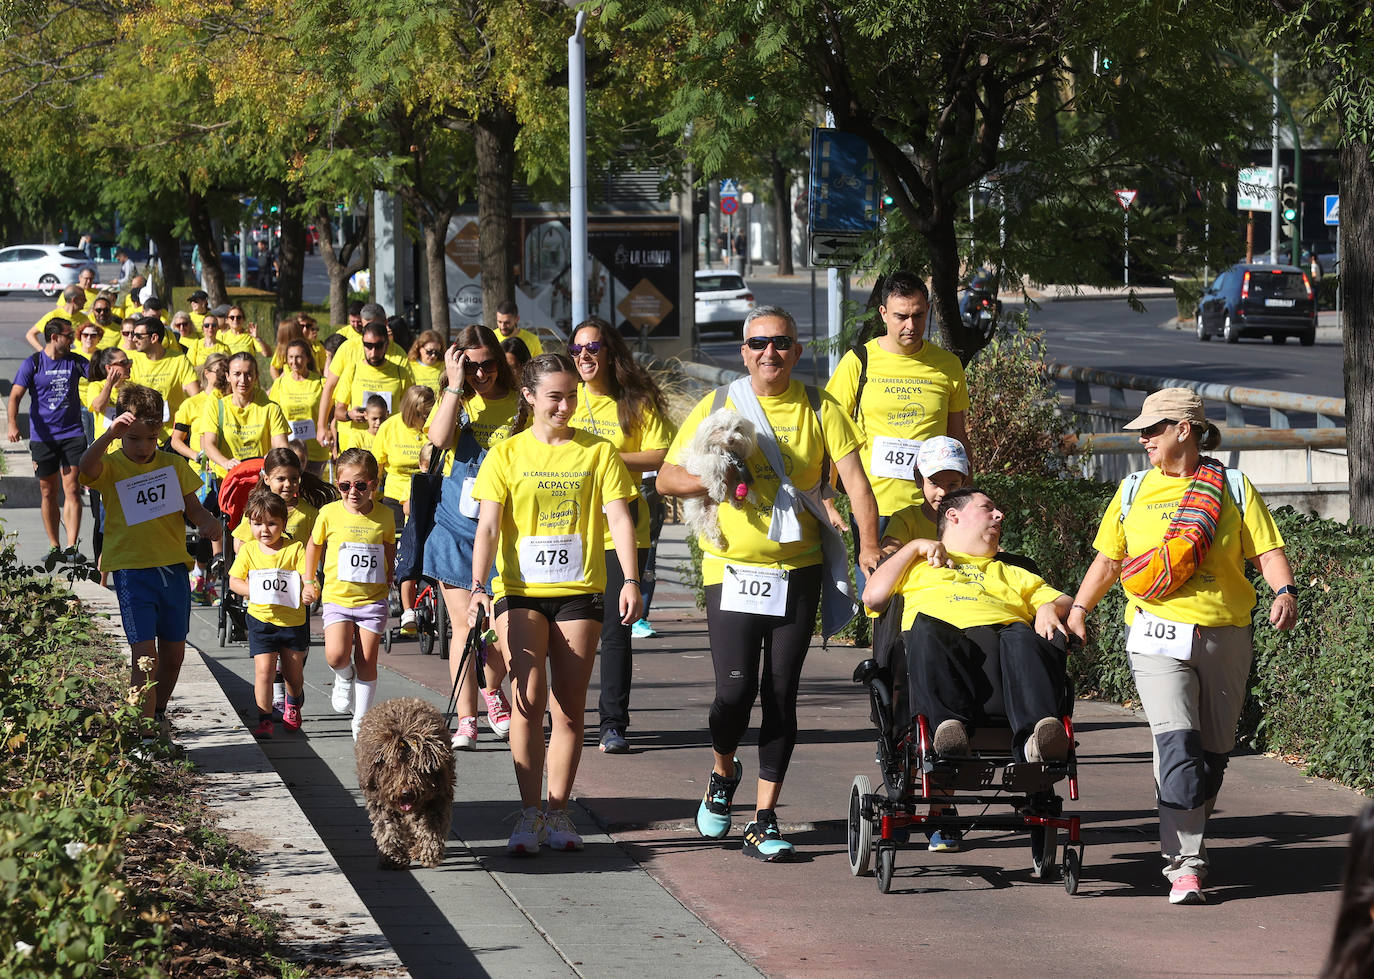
[568,341,602,356]
[337,479,373,493]
[466,358,499,373]
[1138,419,1177,438]
[744,335,796,351]
[80,331,101,339]
[362,341,386,350]
[422,347,441,357]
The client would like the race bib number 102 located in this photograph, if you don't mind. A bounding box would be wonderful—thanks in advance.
[720,563,789,617]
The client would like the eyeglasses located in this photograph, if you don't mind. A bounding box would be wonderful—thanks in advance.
[362,341,386,350]
[568,341,602,356]
[55,332,74,340]
[337,480,372,493]
[744,335,796,351]
[92,307,110,315]
[1138,419,1177,438]
[131,332,152,339]
[467,358,498,374]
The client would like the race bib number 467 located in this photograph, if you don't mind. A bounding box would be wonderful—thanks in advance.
[114,466,183,526]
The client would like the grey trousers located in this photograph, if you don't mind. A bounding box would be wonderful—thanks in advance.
[1129,624,1253,882]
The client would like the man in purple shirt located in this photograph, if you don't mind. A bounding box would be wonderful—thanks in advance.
[7,317,90,562]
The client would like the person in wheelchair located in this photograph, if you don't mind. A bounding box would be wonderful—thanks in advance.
[863,487,1074,768]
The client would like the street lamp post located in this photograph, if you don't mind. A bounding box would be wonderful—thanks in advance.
[569,11,588,327]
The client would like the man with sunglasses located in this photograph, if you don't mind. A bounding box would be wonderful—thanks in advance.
[316,303,407,448]
[8,317,90,563]
[128,315,200,441]
[328,320,414,452]
[26,284,91,353]
[495,300,542,356]
[825,270,971,592]
[659,305,881,862]
[86,297,122,350]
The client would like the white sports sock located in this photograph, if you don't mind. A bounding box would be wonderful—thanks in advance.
[354,678,376,719]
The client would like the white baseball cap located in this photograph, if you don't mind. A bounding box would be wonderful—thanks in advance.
[916,436,969,478]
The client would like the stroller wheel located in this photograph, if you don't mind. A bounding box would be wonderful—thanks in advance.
[382,627,393,654]
[847,775,873,877]
[1063,844,1082,895]
[875,845,896,894]
[1031,824,1058,880]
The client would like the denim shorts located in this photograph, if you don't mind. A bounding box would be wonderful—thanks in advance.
[113,564,192,645]
[321,599,387,636]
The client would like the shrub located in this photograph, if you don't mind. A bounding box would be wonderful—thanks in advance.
[1173,276,1205,320]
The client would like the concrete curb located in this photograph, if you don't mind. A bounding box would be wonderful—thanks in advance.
[69,580,411,977]
[1156,315,1344,343]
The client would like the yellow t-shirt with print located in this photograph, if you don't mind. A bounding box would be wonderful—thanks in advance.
[883,504,937,547]
[409,359,443,395]
[82,378,126,445]
[328,334,408,380]
[267,373,328,462]
[1092,468,1284,628]
[511,328,543,356]
[311,500,395,607]
[423,388,519,477]
[229,539,309,628]
[571,386,674,549]
[233,499,319,547]
[373,415,429,503]
[472,428,635,597]
[895,551,1063,631]
[79,448,201,572]
[221,331,260,356]
[130,351,196,438]
[173,389,219,477]
[825,338,970,516]
[187,338,232,368]
[200,392,289,478]
[664,380,863,586]
[332,358,414,451]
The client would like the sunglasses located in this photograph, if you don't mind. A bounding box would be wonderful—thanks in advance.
[120,330,134,337]
[422,347,441,357]
[744,335,796,351]
[1138,419,1177,438]
[80,331,101,339]
[466,358,498,373]
[337,479,373,493]
[131,332,152,339]
[92,307,110,314]
[226,313,244,320]
[568,341,602,356]
[362,341,386,350]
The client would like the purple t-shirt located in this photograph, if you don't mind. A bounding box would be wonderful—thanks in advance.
[13,351,89,443]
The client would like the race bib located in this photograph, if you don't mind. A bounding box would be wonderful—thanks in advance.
[248,568,301,609]
[337,541,385,585]
[290,418,316,442]
[870,436,923,480]
[519,534,582,584]
[720,563,789,616]
[162,402,171,423]
[114,466,183,526]
[1127,609,1195,661]
[459,476,480,519]
[360,389,393,413]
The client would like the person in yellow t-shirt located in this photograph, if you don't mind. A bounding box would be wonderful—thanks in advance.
[296,314,328,374]
[304,447,395,741]
[373,384,434,636]
[467,353,640,854]
[186,290,211,331]
[55,267,100,309]
[317,304,408,440]
[230,488,317,739]
[85,296,121,350]
[406,330,445,394]
[200,353,290,478]
[169,354,229,602]
[129,317,199,440]
[187,312,232,367]
[657,306,880,862]
[27,286,90,352]
[496,301,543,356]
[230,447,319,550]
[77,383,221,737]
[568,318,675,754]
[268,339,328,473]
[84,347,131,447]
[1067,388,1296,905]
[328,320,414,452]
[825,271,971,591]
[880,436,970,554]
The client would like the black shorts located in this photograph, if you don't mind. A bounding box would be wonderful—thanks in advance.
[247,615,311,656]
[494,593,604,624]
[31,436,87,478]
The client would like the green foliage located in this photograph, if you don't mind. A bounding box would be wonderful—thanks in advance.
[1174,277,1205,320]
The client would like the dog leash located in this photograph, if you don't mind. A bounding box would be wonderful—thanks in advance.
[443,604,487,728]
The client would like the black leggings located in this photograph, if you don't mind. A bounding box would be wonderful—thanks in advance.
[703,564,822,783]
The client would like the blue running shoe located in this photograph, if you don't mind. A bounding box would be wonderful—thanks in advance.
[630,618,657,639]
[695,757,743,839]
[926,828,962,852]
[742,809,795,862]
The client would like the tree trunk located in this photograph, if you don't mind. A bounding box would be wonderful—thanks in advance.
[1341,139,1374,524]
[926,209,981,364]
[316,208,368,327]
[148,221,182,291]
[276,199,306,312]
[476,103,517,331]
[771,151,793,275]
[186,188,226,306]
[421,209,456,341]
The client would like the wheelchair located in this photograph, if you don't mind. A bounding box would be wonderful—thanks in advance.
[846,589,1084,896]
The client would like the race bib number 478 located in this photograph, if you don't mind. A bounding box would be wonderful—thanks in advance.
[519,534,583,585]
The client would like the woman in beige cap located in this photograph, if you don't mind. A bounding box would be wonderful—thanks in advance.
[1067,387,1298,906]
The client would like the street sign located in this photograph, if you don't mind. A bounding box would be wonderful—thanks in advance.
[1237,166,1277,212]
[808,129,880,236]
[719,178,739,199]
[720,196,738,216]
[1114,189,1138,210]
[810,233,866,268]
[1324,194,1340,226]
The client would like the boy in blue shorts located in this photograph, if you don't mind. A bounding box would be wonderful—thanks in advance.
[79,383,222,744]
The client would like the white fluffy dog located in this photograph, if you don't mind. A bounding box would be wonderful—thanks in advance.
[682,409,757,549]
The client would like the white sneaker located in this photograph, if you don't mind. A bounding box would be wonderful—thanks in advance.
[544,807,583,851]
[400,608,418,635]
[331,669,355,714]
[507,806,546,855]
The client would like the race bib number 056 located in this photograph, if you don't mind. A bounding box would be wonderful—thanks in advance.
[337,541,385,585]
[720,563,789,617]
[870,436,923,481]
[519,534,582,584]
[249,569,302,609]
[114,466,184,526]
[1126,609,1195,661]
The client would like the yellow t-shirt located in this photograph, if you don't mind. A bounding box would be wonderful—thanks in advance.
[270,343,328,376]
[32,308,89,343]
[571,386,674,548]
[229,539,310,628]
[328,334,408,380]
[409,359,444,395]
[95,324,123,350]
[82,377,126,445]
[883,504,937,546]
[267,373,328,462]
[56,288,101,309]
[130,351,196,438]
[1092,468,1284,628]
[353,430,377,452]
[472,428,636,597]
[333,358,414,451]
[200,392,290,478]
[172,389,219,477]
[665,380,863,586]
[233,499,319,546]
[825,338,970,516]
[221,331,260,356]
[188,310,206,331]
[311,500,395,607]
[894,551,1063,632]
[373,415,429,504]
[511,328,543,356]
[187,338,232,368]
[79,448,201,572]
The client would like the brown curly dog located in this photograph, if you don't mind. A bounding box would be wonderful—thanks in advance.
[355,698,455,869]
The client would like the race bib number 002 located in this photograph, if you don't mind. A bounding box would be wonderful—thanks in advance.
[1126,609,1195,661]
[519,534,582,584]
[337,541,385,585]
[248,569,301,609]
[114,466,183,526]
[720,563,789,617]
[870,436,923,481]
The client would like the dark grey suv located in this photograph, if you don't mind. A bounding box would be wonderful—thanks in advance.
[1195,263,1317,345]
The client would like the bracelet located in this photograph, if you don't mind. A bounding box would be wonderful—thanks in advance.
[445,386,463,396]
[623,578,641,587]
[1071,603,1089,613]
[470,580,484,592]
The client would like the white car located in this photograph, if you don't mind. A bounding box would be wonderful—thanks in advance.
[694,270,755,338]
[0,244,98,297]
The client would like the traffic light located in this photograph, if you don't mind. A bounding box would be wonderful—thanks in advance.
[1281,182,1298,240]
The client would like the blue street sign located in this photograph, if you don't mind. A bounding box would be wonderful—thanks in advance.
[1324,194,1340,226]
[719,178,739,200]
[808,129,880,235]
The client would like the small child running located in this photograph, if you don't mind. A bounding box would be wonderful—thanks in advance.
[229,489,317,738]
[304,447,395,740]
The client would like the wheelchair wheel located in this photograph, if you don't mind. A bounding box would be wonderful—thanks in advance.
[1063,844,1082,895]
[875,845,896,894]
[217,609,227,647]
[1031,825,1058,880]
[847,775,873,877]
[436,591,451,661]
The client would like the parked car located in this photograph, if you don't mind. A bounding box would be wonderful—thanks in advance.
[0,244,98,297]
[694,270,755,338]
[1195,262,1316,346]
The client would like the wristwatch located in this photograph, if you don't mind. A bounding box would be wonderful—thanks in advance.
[1276,584,1298,598]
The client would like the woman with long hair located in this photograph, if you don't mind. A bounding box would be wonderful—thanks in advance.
[269,317,308,380]
[567,319,674,754]
[201,353,290,478]
[407,329,445,394]
[268,339,328,474]
[221,305,271,358]
[375,383,436,632]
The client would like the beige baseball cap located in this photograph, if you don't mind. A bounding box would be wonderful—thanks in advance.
[1123,387,1207,430]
